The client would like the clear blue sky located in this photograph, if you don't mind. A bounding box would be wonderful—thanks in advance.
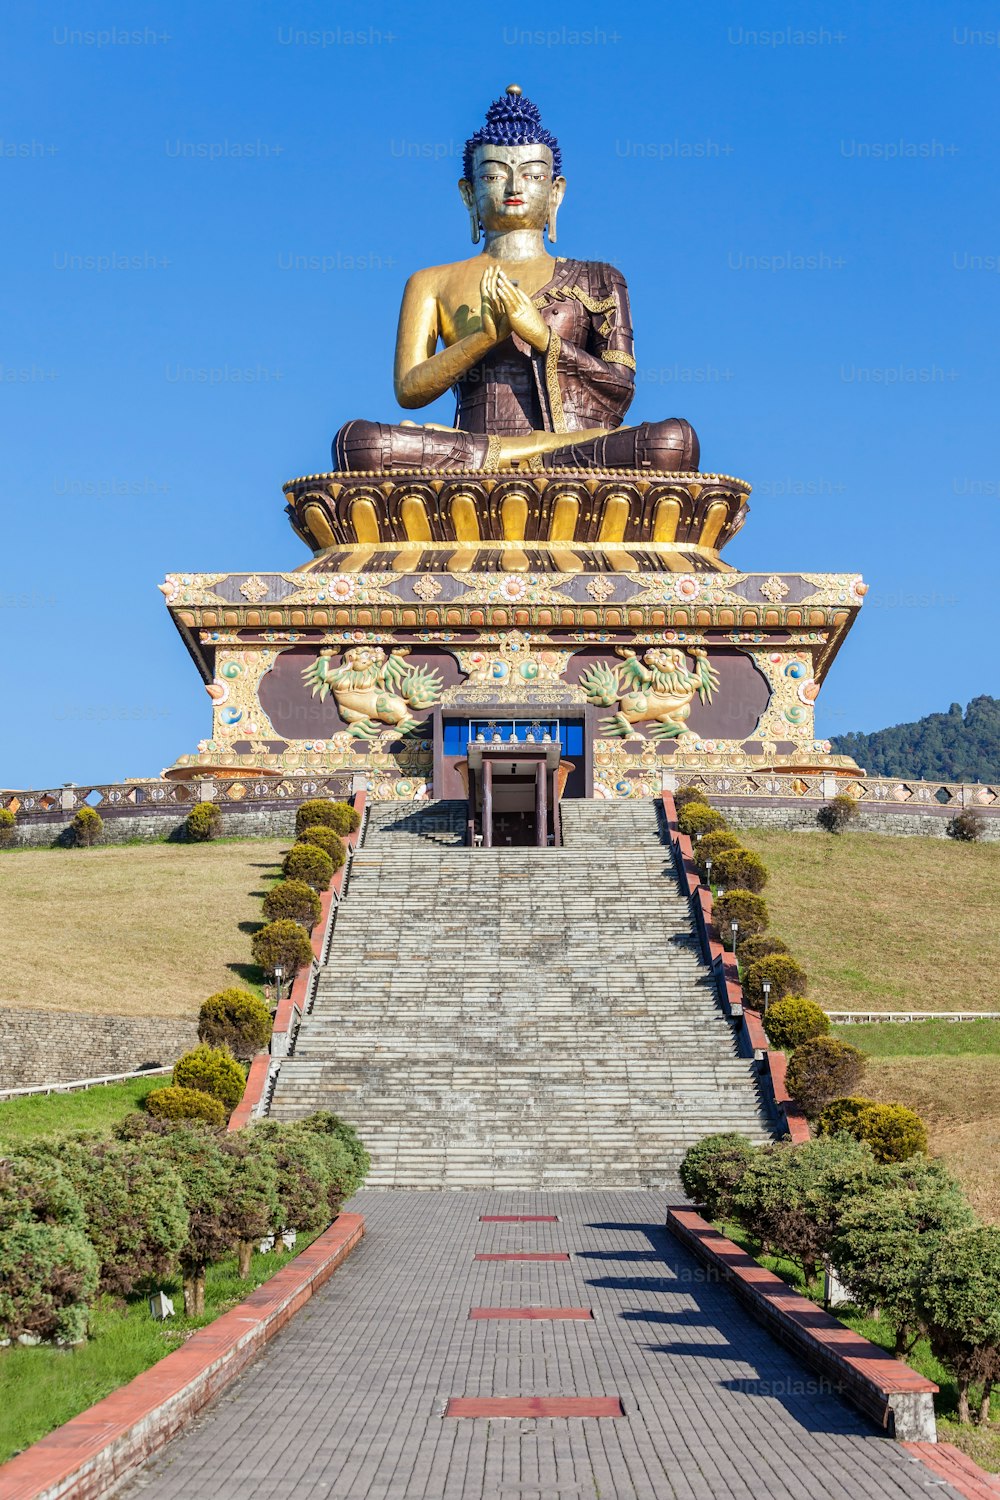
[3,0,997,787]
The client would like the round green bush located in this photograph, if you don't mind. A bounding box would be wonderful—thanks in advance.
[197,988,272,1061]
[0,808,15,847]
[296,825,347,868]
[677,802,728,838]
[70,806,103,847]
[743,952,808,1010]
[678,1133,756,1219]
[764,996,830,1051]
[693,830,743,876]
[947,809,986,843]
[172,1045,246,1112]
[251,919,314,981]
[785,1037,866,1119]
[299,1110,372,1200]
[295,799,361,838]
[146,1086,228,1127]
[818,1097,927,1162]
[0,1152,84,1233]
[673,785,710,812]
[715,890,769,945]
[712,846,768,894]
[185,801,222,842]
[263,879,323,930]
[283,843,334,892]
[817,1095,875,1139]
[0,1220,99,1344]
[817,794,859,834]
[737,933,790,968]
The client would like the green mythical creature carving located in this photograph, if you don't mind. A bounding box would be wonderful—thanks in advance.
[301,646,443,740]
[580,646,720,740]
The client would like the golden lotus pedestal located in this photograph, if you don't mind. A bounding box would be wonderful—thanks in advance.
[161,469,864,803]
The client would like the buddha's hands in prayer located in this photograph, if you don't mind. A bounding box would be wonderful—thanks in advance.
[479,266,511,345]
[495,269,550,353]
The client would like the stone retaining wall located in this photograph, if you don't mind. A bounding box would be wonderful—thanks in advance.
[0,1010,199,1090]
[7,806,300,848]
[711,800,1000,840]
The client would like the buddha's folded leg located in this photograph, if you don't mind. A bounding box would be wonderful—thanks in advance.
[539,418,700,472]
[333,420,491,473]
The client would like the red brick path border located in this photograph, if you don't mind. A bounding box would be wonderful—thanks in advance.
[0,1214,364,1500]
[903,1443,1000,1499]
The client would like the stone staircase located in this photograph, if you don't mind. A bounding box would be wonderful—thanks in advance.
[269,798,774,1187]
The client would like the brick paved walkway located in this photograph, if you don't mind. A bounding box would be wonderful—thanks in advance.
[125,1191,959,1500]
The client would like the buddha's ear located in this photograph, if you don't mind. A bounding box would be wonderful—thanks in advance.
[547,177,567,244]
[458,179,475,210]
[458,178,481,244]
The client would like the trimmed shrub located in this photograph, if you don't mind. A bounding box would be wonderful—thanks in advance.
[785,1037,865,1119]
[673,785,710,812]
[185,801,222,842]
[296,825,347,868]
[221,1134,281,1278]
[0,1152,84,1232]
[147,1086,228,1128]
[831,1156,974,1357]
[820,1098,928,1163]
[282,843,334,892]
[252,1123,334,1235]
[677,802,727,838]
[148,1124,233,1315]
[172,1045,246,1112]
[678,1133,756,1220]
[693,830,742,876]
[295,799,360,838]
[263,879,323,930]
[251,919,314,982]
[198,988,272,1061]
[0,808,15,847]
[736,933,790,968]
[715,890,769,946]
[300,1110,371,1202]
[712,846,768,894]
[817,794,859,834]
[763,997,830,1052]
[0,1221,99,1344]
[947,809,987,843]
[923,1227,1000,1424]
[70,806,103,847]
[742,953,808,1010]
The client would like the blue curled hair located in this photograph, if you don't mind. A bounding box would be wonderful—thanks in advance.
[462,93,562,182]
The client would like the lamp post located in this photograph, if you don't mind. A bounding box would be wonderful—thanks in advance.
[730,920,739,953]
[705,858,713,888]
[762,978,771,1014]
[274,964,284,1003]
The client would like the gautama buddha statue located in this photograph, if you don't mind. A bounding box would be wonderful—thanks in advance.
[333,87,699,475]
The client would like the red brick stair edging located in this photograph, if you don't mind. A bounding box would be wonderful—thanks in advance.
[903,1442,1000,1499]
[666,1206,937,1443]
[0,1213,365,1500]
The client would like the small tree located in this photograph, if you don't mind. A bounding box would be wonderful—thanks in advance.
[785,1037,865,1119]
[764,997,830,1052]
[263,879,323,930]
[251,919,313,983]
[299,1111,371,1204]
[693,830,743,876]
[70,806,103,847]
[0,1151,85,1232]
[0,1221,99,1344]
[252,1124,333,1236]
[282,843,334,891]
[923,1227,1000,1424]
[173,1044,246,1112]
[0,808,15,847]
[732,1135,874,1290]
[148,1125,234,1315]
[737,933,790,968]
[831,1157,974,1356]
[146,1086,228,1127]
[677,802,728,838]
[947,809,986,843]
[198,988,272,1061]
[296,825,347,867]
[673,785,710,812]
[817,794,859,834]
[295,799,360,838]
[716,890,769,945]
[678,1133,756,1220]
[743,953,808,1010]
[221,1135,281,1278]
[712,846,768,894]
[185,801,222,842]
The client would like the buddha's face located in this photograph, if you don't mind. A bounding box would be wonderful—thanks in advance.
[459,143,566,236]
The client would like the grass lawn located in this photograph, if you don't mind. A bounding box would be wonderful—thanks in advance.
[0,1233,318,1465]
[720,1221,1000,1472]
[0,1076,173,1147]
[740,829,1000,1014]
[0,840,286,1017]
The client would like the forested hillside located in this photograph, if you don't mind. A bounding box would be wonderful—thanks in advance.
[831,695,1000,780]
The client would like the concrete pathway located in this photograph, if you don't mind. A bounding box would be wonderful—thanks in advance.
[125,1191,959,1500]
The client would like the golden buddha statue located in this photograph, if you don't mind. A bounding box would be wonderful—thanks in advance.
[333,87,699,475]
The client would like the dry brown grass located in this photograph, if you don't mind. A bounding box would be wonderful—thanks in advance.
[865,1056,1000,1223]
[0,841,286,1018]
[740,829,1000,1013]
